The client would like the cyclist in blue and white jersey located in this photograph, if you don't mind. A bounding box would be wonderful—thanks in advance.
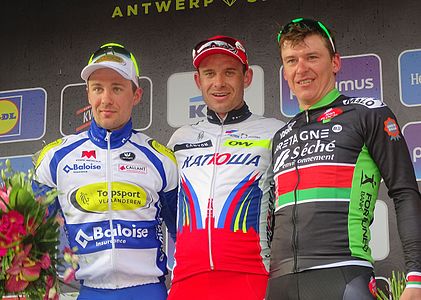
[34,43,178,300]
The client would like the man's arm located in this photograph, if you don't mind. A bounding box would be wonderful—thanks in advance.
[400,286,421,300]
[160,188,178,241]
[153,138,179,241]
[364,105,421,289]
[32,147,60,216]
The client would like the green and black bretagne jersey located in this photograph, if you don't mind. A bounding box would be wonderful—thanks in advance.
[271,88,421,279]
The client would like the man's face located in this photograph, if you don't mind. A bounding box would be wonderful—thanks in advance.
[87,68,142,131]
[281,34,341,109]
[194,54,253,118]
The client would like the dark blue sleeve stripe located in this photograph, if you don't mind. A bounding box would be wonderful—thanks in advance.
[129,140,167,191]
[50,138,90,185]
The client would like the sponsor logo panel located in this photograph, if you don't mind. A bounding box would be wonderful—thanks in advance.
[223,139,270,148]
[274,126,337,172]
[82,150,96,159]
[60,78,152,136]
[70,182,149,213]
[120,152,136,161]
[402,122,421,181]
[181,152,261,169]
[118,163,148,174]
[383,117,401,141]
[68,220,158,254]
[167,66,264,128]
[280,54,382,117]
[342,97,385,109]
[0,98,19,135]
[63,162,102,174]
[173,140,213,152]
[317,108,343,123]
[0,88,47,143]
[398,49,421,106]
[224,129,260,139]
[357,168,380,255]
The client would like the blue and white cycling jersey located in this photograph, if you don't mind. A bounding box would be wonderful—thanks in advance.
[34,119,178,289]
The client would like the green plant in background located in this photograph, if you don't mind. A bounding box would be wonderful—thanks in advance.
[377,271,406,300]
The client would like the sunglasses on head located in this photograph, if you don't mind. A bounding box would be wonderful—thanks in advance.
[277,18,336,53]
[88,42,140,76]
[192,36,246,59]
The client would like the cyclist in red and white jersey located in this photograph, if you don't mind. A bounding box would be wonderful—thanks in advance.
[167,36,285,300]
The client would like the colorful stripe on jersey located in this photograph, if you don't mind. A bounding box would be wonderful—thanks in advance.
[275,164,355,209]
[178,175,203,232]
[407,272,421,288]
[218,171,262,233]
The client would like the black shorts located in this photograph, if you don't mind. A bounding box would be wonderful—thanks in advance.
[266,266,377,300]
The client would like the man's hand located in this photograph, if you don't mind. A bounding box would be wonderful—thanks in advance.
[400,288,421,300]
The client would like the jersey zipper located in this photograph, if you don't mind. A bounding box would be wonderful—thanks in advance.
[207,120,225,270]
[105,131,116,271]
[292,110,309,273]
[292,162,299,273]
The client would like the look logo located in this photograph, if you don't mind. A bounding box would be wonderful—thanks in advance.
[0,99,19,135]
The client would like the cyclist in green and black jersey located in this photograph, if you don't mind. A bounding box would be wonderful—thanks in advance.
[268,18,421,300]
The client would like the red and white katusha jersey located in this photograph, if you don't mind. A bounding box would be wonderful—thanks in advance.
[168,104,284,283]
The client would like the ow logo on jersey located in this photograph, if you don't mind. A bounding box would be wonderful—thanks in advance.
[224,139,271,149]
[181,153,261,169]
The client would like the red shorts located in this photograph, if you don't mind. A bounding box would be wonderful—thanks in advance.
[168,270,268,300]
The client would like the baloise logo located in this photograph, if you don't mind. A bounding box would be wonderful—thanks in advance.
[75,223,149,249]
[63,162,101,174]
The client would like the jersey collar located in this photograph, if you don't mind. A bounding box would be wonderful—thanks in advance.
[299,88,341,111]
[207,103,252,125]
[88,119,133,149]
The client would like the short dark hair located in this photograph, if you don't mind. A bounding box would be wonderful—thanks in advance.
[278,20,336,58]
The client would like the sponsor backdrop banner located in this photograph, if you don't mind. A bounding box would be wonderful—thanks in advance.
[0,88,47,143]
[1,0,421,290]
[0,155,33,173]
[399,49,421,106]
[402,122,421,180]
